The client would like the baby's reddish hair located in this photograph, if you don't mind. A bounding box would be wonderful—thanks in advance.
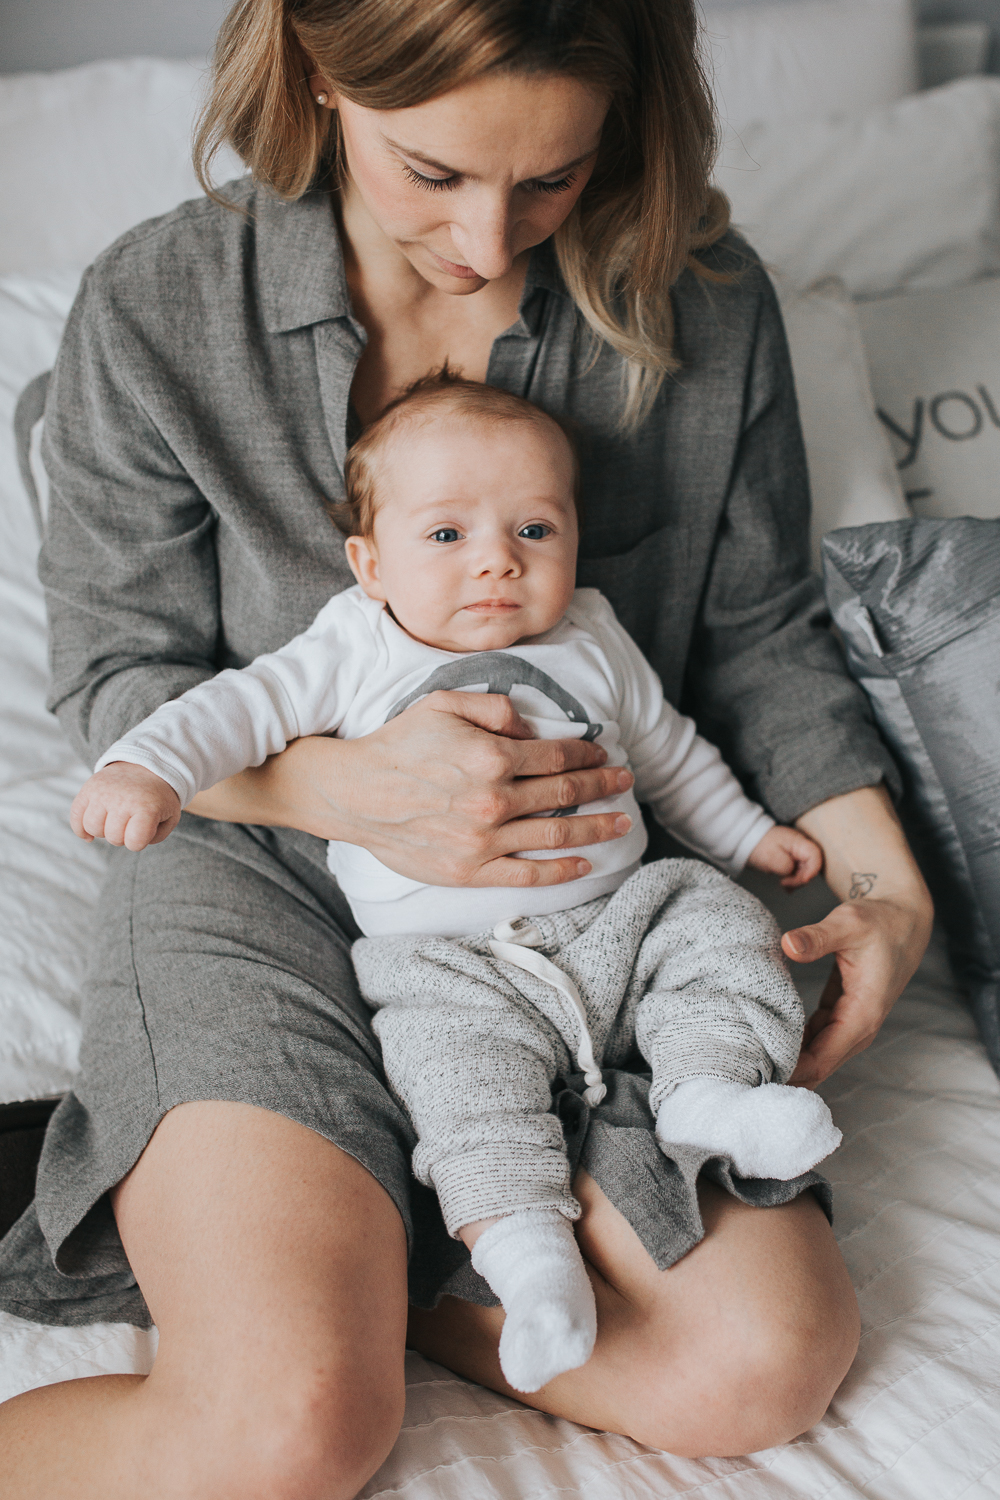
[331,366,580,539]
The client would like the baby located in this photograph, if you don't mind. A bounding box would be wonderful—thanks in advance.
[73,372,841,1394]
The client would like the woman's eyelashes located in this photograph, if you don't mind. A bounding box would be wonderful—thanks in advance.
[401,162,577,195]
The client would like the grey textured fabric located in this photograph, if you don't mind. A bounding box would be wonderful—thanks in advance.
[2,180,857,1325]
[823,518,1000,1074]
[356,860,803,1237]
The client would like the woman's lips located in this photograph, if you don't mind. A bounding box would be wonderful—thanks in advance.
[429,250,482,280]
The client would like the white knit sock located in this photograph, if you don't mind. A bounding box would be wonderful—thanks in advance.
[656,1076,842,1180]
[470,1209,597,1394]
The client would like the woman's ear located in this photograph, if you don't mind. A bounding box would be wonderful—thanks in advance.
[345,535,387,601]
[299,45,337,110]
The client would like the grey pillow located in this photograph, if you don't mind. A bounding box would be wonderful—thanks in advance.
[822,518,1000,1074]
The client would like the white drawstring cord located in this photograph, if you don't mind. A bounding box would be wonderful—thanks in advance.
[488,919,607,1107]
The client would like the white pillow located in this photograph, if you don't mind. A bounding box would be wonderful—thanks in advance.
[857,275,1000,521]
[702,0,917,138]
[0,270,104,1104]
[717,78,1000,299]
[772,275,910,568]
[0,57,243,276]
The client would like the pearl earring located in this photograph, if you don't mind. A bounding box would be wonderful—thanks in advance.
[315,91,328,105]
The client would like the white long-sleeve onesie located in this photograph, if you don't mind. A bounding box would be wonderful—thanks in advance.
[97,585,773,936]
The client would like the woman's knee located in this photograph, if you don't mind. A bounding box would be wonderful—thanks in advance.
[244,1393,404,1500]
[625,1274,860,1457]
[149,1368,405,1500]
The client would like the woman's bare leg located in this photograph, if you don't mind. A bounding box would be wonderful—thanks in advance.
[0,1101,409,1500]
[408,1168,859,1457]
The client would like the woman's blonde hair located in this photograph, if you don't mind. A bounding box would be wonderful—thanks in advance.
[195,0,730,426]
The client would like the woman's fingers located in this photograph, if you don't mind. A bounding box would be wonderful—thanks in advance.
[423,690,539,743]
[458,811,633,885]
[508,763,634,818]
[783,898,925,1085]
[470,855,597,889]
[491,810,632,859]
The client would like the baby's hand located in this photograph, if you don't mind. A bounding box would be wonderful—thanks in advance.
[747,825,822,890]
[71,763,182,853]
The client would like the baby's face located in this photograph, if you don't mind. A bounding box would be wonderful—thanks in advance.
[345,412,579,653]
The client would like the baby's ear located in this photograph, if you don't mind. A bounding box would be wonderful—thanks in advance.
[344,534,387,601]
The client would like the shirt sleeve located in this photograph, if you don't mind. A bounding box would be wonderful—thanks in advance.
[94,598,374,806]
[591,596,774,874]
[681,259,900,824]
[38,264,223,769]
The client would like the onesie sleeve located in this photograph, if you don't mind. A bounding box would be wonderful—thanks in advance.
[94,595,376,806]
[587,594,774,874]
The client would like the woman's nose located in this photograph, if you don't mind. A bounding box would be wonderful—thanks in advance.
[450,193,517,281]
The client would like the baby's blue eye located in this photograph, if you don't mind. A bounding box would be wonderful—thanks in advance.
[430,528,461,543]
[519,524,551,540]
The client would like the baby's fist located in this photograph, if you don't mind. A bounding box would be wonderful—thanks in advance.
[747,825,822,890]
[71,762,182,853]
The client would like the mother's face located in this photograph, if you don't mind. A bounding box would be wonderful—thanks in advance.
[330,71,608,294]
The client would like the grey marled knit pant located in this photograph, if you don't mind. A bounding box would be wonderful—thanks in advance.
[352,859,803,1237]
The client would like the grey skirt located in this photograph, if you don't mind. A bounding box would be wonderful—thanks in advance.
[0,816,831,1330]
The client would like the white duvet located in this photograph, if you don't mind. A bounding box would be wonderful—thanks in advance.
[2,193,1000,1500]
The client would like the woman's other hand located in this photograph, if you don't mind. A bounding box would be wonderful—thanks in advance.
[780,785,934,1086]
[187,690,634,889]
[71,762,182,852]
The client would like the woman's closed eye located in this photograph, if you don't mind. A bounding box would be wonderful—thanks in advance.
[401,162,578,196]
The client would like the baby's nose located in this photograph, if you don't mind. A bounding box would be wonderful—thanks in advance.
[474,538,520,575]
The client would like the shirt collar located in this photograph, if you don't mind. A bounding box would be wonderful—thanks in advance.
[522,236,566,299]
[257,185,353,334]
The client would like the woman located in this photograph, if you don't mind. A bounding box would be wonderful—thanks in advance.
[1,0,932,1493]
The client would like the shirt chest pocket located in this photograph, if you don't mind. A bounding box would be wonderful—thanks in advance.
[576,522,692,705]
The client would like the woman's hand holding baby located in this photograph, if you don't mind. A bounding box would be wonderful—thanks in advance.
[334,691,636,888]
[71,763,182,852]
[186,690,634,889]
[746,825,823,889]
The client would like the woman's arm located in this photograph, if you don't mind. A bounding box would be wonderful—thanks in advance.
[187,691,635,889]
[679,258,924,1078]
[782,784,933,1085]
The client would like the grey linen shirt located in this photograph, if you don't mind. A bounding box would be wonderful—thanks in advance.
[38,176,895,826]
